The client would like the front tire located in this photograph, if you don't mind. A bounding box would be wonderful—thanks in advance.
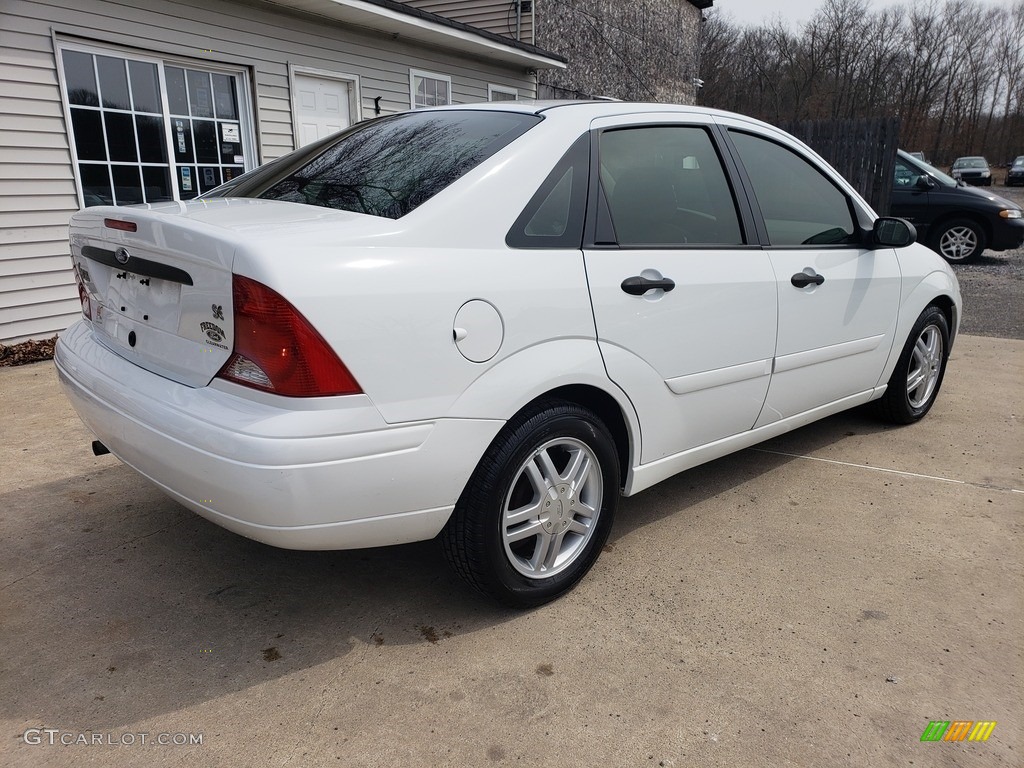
[932,218,986,263]
[442,400,619,607]
[877,306,950,424]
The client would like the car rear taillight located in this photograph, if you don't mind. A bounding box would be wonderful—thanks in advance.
[217,275,361,397]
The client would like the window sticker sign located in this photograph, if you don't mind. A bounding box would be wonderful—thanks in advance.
[222,123,240,143]
[181,166,192,191]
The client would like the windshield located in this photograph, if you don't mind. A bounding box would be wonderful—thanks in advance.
[897,150,958,188]
[204,110,540,219]
[953,157,987,169]
[1014,156,1024,169]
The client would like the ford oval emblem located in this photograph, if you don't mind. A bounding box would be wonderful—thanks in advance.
[114,247,130,265]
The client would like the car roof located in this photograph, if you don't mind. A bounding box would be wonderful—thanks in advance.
[425,99,784,134]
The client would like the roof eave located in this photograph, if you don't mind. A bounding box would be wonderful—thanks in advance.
[261,0,567,70]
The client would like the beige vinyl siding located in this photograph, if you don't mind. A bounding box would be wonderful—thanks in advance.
[0,14,78,343]
[403,1,535,44]
[0,0,536,343]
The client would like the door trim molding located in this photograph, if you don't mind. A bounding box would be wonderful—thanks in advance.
[665,358,773,395]
[774,334,885,374]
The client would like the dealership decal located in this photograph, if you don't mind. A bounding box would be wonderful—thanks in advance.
[200,321,227,349]
[23,728,204,746]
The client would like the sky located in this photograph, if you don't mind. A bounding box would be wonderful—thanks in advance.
[715,0,1008,28]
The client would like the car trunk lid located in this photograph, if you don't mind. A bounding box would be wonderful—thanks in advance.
[68,198,382,388]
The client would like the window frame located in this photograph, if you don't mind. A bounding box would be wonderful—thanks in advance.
[55,38,258,209]
[488,84,519,102]
[409,69,452,109]
[720,127,874,248]
[506,132,590,249]
[583,122,756,251]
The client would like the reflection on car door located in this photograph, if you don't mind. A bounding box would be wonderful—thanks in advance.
[724,128,902,425]
[582,119,778,464]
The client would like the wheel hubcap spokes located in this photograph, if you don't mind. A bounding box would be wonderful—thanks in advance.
[906,324,943,408]
[941,227,976,260]
[502,438,603,579]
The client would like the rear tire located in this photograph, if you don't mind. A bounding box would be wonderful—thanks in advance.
[442,400,619,607]
[876,306,950,424]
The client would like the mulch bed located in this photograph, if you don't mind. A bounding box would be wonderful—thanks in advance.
[0,336,57,367]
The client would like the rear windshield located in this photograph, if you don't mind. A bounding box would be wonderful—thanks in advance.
[205,110,540,219]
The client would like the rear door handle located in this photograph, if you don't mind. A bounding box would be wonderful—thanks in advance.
[621,275,676,295]
[791,271,825,288]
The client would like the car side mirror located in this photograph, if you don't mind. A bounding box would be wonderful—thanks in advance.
[915,175,936,190]
[871,217,917,248]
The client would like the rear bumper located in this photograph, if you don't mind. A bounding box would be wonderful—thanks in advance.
[55,321,502,549]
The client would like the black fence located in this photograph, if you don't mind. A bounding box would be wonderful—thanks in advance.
[778,117,901,216]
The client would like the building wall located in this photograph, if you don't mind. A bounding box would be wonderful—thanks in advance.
[402,1,535,44]
[400,0,708,106]
[536,0,704,103]
[0,0,537,343]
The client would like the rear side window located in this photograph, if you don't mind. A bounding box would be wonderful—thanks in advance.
[506,132,590,248]
[729,131,857,246]
[597,126,744,247]
[222,110,540,219]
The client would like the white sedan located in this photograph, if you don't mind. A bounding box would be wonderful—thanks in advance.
[56,102,961,606]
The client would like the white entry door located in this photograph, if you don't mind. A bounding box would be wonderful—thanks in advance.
[293,74,352,147]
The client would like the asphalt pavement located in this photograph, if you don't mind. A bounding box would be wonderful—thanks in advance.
[1,330,1020,767]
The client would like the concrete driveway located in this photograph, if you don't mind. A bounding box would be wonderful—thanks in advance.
[1,334,1020,767]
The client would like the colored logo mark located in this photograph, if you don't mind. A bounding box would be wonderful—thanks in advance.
[921,721,996,742]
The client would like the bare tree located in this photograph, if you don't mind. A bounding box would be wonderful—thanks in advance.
[698,0,1024,165]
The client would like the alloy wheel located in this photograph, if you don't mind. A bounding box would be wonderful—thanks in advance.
[906,324,944,409]
[501,437,603,579]
[938,225,978,261]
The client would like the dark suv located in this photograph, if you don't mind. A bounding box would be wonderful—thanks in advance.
[891,150,1024,262]
[1007,156,1024,187]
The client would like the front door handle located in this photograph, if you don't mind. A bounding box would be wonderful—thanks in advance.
[621,275,676,295]
[791,271,825,288]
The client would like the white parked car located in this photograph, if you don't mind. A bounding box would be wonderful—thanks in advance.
[56,102,961,606]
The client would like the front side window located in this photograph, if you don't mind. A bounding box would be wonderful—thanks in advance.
[894,157,924,188]
[411,70,451,109]
[229,110,540,219]
[60,45,250,206]
[729,131,857,246]
[598,126,744,247]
